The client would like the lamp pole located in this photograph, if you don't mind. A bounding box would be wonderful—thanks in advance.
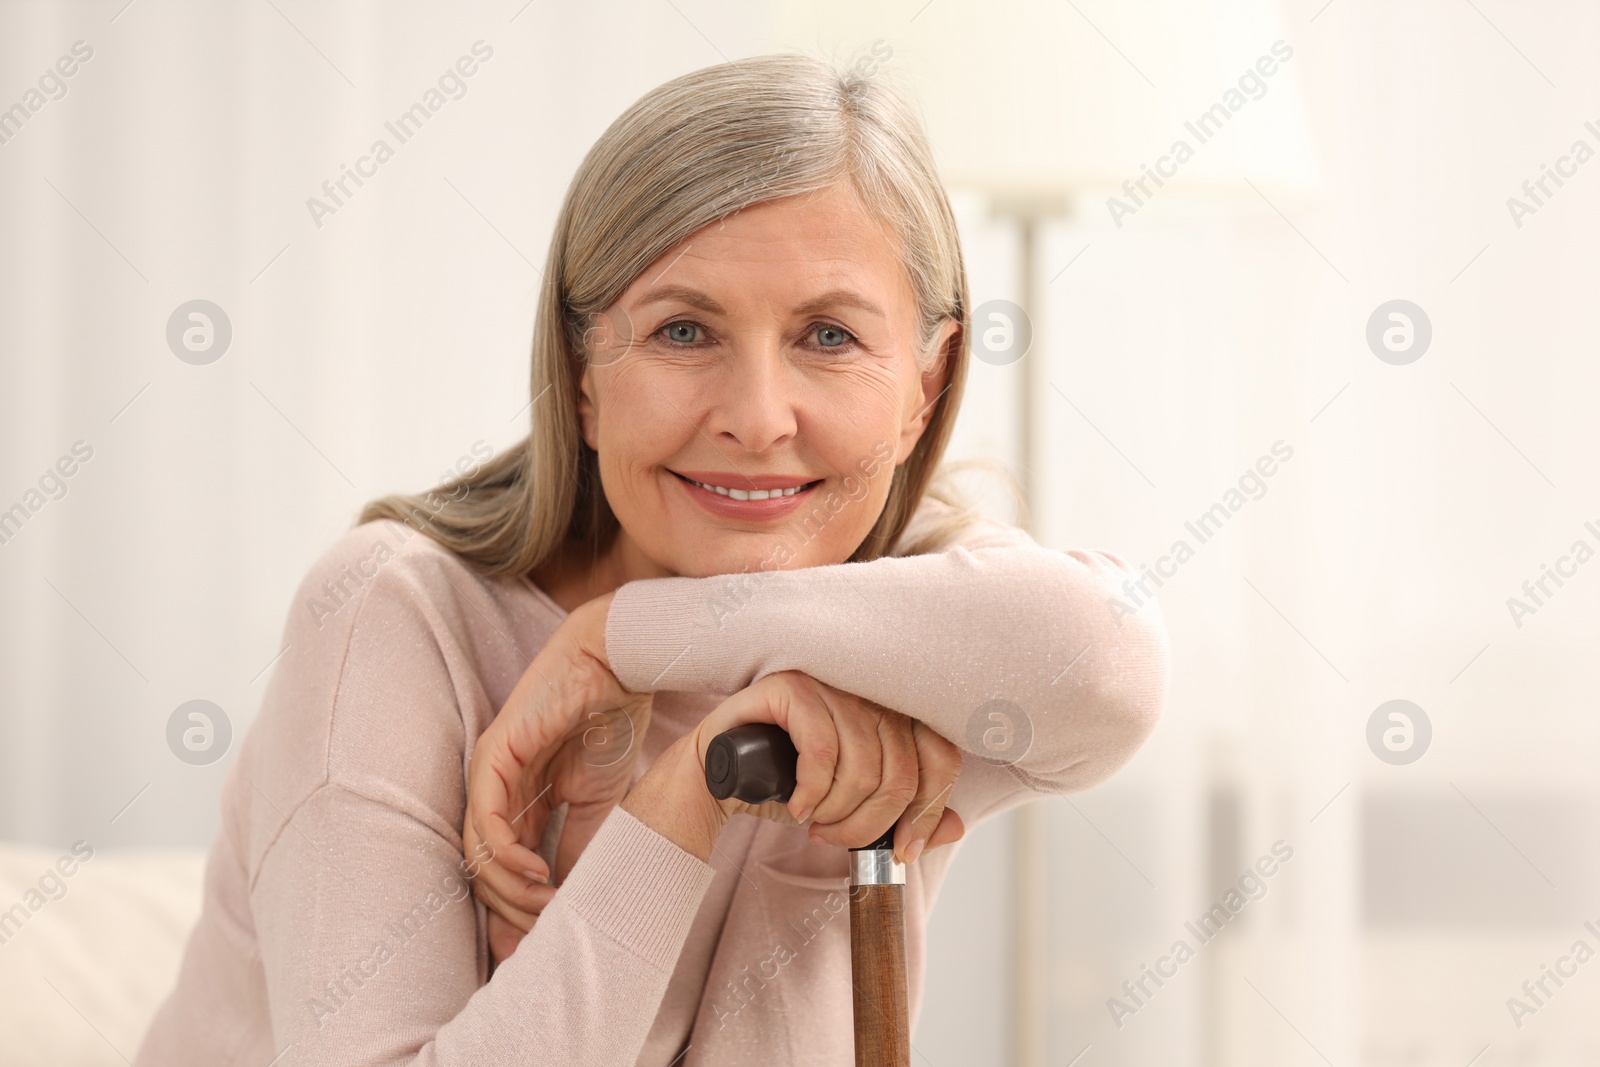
[984,191,1070,1067]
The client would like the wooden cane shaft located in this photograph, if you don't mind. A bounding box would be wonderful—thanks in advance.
[850,882,910,1067]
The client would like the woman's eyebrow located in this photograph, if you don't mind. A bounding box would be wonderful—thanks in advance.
[791,289,886,318]
[633,285,885,319]
[637,285,725,314]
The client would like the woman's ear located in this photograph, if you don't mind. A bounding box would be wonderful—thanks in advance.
[577,363,601,451]
[895,319,961,463]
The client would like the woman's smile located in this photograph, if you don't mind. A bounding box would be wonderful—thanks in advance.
[669,468,823,520]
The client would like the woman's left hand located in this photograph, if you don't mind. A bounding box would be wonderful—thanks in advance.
[463,591,653,964]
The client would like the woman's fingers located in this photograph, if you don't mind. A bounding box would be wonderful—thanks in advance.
[926,806,966,851]
[890,720,964,863]
[464,733,557,915]
[802,682,886,831]
[465,788,551,912]
[809,708,919,849]
[466,808,556,928]
[468,779,558,931]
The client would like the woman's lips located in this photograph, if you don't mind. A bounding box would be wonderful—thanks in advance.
[671,470,820,520]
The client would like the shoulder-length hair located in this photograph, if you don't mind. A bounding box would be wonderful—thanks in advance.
[361,52,978,576]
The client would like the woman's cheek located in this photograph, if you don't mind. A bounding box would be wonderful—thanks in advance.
[856,438,896,482]
[598,364,690,459]
[807,476,889,562]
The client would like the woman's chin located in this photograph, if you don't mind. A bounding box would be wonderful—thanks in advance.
[683,536,870,579]
[670,545,786,580]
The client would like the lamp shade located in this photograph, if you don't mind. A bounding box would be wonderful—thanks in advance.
[777,0,1320,206]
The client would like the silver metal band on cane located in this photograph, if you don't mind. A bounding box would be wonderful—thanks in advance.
[850,848,906,886]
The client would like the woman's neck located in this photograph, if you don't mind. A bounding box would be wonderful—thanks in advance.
[530,530,674,613]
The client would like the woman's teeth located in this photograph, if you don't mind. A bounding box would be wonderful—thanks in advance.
[685,477,814,501]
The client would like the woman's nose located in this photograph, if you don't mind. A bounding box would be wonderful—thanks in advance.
[705,343,798,454]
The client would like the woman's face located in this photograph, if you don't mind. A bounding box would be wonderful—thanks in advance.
[576,181,958,581]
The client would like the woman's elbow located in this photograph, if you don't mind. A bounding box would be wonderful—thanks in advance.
[1029,590,1170,792]
[1109,595,1170,749]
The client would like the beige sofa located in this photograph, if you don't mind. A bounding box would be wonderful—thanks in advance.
[0,843,205,1067]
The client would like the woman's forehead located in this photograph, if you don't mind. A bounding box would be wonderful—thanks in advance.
[620,187,912,311]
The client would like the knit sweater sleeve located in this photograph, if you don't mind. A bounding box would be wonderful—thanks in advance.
[243,539,714,1067]
[602,501,1169,825]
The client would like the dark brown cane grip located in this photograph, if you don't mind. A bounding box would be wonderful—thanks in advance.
[704,722,798,803]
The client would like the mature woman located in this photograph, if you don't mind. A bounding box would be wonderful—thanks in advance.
[136,53,1167,1066]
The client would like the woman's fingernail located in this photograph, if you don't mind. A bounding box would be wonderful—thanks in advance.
[524,869,547,885]
[794,804,813,823]
[904,839,925,864]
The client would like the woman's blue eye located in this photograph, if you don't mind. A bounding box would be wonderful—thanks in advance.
[663,322,700,344]
[814,325,850,348]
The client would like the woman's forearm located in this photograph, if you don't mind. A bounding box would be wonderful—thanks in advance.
[254,785,712,1067]
[601,530,1169,806]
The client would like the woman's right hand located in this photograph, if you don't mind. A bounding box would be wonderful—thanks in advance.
[622,671,967,866]
[464,591,653,962]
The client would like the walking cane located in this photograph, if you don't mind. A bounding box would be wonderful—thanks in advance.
[705,723,910,1067]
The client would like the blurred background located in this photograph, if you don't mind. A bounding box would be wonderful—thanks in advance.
[3,0,1598,1063]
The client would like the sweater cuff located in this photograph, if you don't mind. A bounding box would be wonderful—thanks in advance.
[554,805,715,972]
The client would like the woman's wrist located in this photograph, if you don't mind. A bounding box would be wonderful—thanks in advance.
[621,736,727,863]
[567,590,617,671]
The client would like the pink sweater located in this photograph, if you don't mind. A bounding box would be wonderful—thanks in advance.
[134,497,1167,1066]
